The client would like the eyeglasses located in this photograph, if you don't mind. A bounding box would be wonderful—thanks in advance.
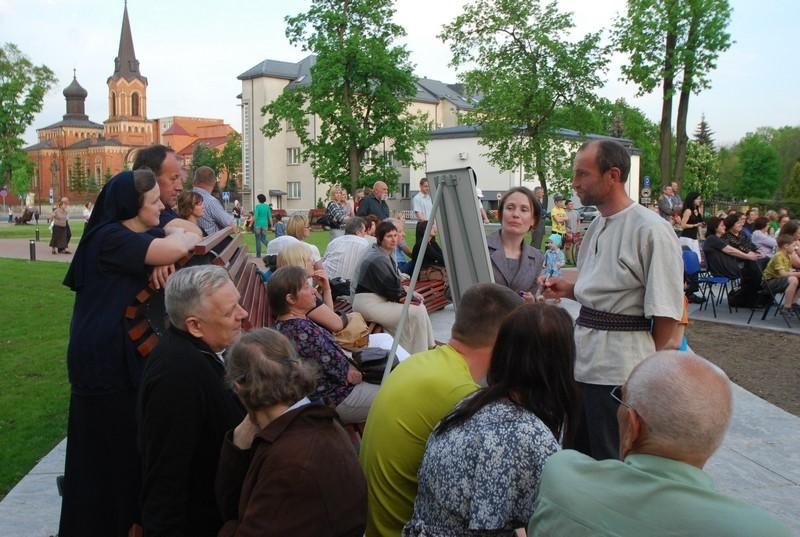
[610,385,634,411]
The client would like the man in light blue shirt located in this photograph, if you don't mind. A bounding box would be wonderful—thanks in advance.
[528,351,790,537]
[192,166,234,236]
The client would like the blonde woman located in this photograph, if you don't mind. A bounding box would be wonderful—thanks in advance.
[326,186,348,240]
[277,243,343,333]
[266,214,321,261]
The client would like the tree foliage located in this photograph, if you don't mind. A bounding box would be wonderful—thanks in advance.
[693,114,715,148]
[561,98,661,186]
[734,132,780,199]
[785,161,800,200]
[0,43,57,189]
[439,0,608,199]
[69,155,87,193]
[756,125,800,197]
[683,140,719,199]
[261,0,429,194]
[9,150,32,197]
[614,0,732,186]
[218,131,242,191]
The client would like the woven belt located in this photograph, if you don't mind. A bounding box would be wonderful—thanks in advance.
[576,306,651,332]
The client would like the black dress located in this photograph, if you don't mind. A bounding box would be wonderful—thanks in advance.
[59,221,158,537]
[680,209,703,240]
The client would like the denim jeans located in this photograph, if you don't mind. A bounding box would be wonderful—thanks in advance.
[253,226,269,257]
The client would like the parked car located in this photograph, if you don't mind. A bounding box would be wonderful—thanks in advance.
[577,205,599,222]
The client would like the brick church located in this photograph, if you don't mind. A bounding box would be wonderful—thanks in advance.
[24,3,235,206]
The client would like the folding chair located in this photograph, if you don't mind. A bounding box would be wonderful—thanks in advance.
[683,250,731,318]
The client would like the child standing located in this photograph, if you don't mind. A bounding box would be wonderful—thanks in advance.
[543,233,565,278]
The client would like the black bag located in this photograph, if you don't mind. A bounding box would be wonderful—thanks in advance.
[350,347,399,385]
[330,277,351,300]
[316,213,332,227]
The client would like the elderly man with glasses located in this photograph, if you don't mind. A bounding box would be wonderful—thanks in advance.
[527,351,790,537]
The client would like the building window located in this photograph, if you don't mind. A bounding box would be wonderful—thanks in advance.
[286,120,294,132]
[287,147,301,166]
[287,181,301,199]
[131,93,140,116]
[111,92,117,116]
[401,183,410,199]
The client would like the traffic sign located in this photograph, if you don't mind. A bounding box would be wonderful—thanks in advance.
[644,175,651,188]
[222,191,230,201]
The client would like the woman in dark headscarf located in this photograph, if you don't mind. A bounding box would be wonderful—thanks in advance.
[59,169,200,537]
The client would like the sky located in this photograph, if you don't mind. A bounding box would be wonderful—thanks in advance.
[1,0,798,148]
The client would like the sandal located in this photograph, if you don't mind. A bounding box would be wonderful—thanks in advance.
[51,248,57,254]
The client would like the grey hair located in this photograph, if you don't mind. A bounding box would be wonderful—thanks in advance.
[345,216,365,235]
[165,265,233,329]
[226,328,318,411]
[626,351,732,458]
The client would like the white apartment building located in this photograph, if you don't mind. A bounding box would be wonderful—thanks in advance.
[238,54,639,214]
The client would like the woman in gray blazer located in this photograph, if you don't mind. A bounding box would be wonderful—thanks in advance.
[486,187,544,303]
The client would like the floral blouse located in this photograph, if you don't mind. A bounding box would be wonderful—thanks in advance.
[403,398,559,537]
[273,318,353,406]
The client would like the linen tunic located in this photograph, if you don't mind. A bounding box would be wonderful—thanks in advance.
[574,202,683,385]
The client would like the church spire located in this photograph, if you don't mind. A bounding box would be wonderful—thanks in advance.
[110,1,146,82]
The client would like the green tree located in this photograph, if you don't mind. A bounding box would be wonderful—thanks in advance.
[614,0,732,186]
[190,143,219,178]
[756,126,800,197]
[717,145,737,197]
[261,0,429,194]
[0,43,57,189]
[786,160,800,200]
[683,140,719,199]
[439,0,608,199]
[693,114,715,148]
[218,131,242,191]
[734,132,780,199]
[9,149,33,197]
[69,155,87,192]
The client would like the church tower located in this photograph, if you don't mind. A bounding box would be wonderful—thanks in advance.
[104,1,154,146]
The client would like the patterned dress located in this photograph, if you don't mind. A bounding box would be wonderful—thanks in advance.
[403,398,560,536]
[273,318,352,405]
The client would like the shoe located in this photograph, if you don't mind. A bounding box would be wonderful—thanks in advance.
[51,248,57,254]
[687,294,706,304]
[791,304,800,313]
[61,250,71,254]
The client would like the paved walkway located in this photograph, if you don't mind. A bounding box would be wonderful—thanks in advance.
[1,246,798,536]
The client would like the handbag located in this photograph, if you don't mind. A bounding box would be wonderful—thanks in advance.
[334,312,369,351]
[349,347,399,385]
[330,277,351,300]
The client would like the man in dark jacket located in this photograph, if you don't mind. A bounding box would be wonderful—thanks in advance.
[138,265,247,537]
[356,180,390,220]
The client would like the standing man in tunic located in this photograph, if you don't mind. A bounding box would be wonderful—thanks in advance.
[541,140,683,460]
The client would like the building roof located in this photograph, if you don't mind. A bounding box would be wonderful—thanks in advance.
[63,72,88,99]
[238,56,315,81]
[24,140,56,151]
[239,54,473,110]
[416,78,474,110]
[109,3,146,83]
[39,118,104,130]
[66,137,123,149]
[429,124,639,152]
[177,136,230,156]
[163,122,191,136]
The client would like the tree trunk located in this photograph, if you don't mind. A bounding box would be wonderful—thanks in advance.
[674,10,700,187]
[659,30,677,186]
[348,144,360,194]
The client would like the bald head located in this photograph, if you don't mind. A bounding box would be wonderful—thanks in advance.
[624,351,732,463]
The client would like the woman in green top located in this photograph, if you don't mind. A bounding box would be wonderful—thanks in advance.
[253,193,272,257]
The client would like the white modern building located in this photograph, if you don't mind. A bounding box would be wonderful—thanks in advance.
[237,54,640,214]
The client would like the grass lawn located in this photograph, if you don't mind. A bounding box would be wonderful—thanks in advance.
[0,258,73,498]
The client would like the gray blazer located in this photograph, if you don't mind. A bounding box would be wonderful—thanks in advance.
[486,230,544,295]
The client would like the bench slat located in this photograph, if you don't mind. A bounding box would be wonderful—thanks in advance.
[193,228,232,256]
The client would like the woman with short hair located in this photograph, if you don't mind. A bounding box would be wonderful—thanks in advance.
[353,221,436,354]
[216,328,367,536]
[175,191,205,232]
[751,216,777,257]
[268,266,377,424]
[268,214,322,261]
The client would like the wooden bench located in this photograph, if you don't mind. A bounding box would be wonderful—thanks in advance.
[126,228,268,358]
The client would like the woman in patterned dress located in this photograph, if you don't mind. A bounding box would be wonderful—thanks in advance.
[404,303,579,536]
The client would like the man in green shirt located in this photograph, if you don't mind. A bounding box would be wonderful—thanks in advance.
[359,284,521,537]
[528,351,790,537]
[253,193,272,258]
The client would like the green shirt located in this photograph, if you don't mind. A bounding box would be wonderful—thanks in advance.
[529,450,790,537]
[253,202,271,228]
[359,345,479,537]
